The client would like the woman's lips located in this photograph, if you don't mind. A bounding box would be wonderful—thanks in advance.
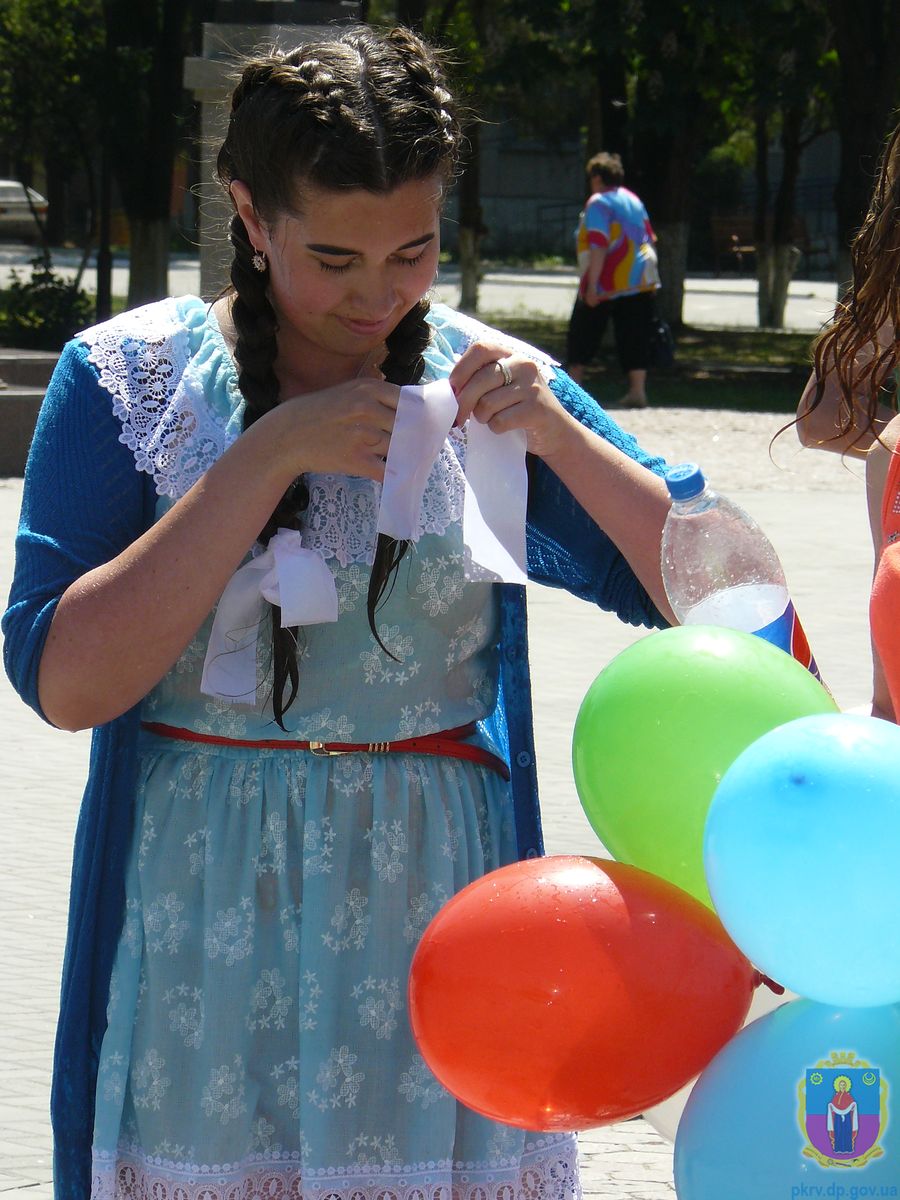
[337,314,394,336]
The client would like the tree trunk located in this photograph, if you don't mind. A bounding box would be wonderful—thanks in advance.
[766,243,802,328]
[594,48,629,159]
[44,159,68,245]
[632,90,700,330]
[457,123,483,314]
[764,106,804,329]
[127,215,170,306]
[653,220,688,328]
[829,0,900,286]
[105,0,192,310]
[585,76,603,167]
[753,106,772,329]
[757,245,774,327]
[458,228,480,313]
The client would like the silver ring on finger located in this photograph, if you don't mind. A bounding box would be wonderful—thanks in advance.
[497,359,513,387]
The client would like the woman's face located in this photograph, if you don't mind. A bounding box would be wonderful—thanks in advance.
[234,175,443,371]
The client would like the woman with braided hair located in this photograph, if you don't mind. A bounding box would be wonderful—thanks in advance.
[4,24,676,1200]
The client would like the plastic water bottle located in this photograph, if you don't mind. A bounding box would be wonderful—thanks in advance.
[661,463,822,680]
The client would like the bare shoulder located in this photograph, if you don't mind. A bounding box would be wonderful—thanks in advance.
[879,412,900,452]
[868,414,900,475]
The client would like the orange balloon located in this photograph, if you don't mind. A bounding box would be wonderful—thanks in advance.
[408,855,756,1131]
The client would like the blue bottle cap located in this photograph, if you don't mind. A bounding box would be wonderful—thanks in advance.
[665,462,706,501]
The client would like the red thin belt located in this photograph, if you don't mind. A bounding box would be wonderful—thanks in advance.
[141,720,511,781]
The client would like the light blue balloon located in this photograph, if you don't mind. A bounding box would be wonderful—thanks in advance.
[675,999,900,1197]
[704,713,900,1006]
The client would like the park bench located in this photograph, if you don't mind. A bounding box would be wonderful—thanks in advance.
[710,213,829,275]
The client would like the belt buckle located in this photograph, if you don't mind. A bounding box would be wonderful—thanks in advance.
[308,741,350,757]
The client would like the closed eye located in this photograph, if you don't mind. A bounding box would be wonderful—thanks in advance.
[395,250,427,267]
[319,249,428,273]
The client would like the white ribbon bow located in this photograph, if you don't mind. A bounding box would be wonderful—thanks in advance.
[200,529,338,702]
[200,377,528,702]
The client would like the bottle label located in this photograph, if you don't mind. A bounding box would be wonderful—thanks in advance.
[754,600,822,681]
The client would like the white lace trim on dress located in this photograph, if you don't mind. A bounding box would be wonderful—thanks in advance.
[91,1137,581,1200]
[80,298,237,500]
[299,427,466,567]
[79,301,469,564]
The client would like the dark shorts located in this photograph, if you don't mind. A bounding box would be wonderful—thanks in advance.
[566,290,656,372]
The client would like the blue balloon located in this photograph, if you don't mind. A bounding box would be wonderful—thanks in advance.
[675,999,900,1197]
[705,713,900,1006]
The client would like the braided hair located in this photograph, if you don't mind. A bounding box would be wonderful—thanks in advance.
[215,26,462,727]
[806,121,900,448]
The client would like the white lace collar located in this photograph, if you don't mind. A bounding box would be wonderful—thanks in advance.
[79,297,471,567]
[80,297,243,501]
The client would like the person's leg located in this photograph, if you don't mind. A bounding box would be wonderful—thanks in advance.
[565,298,607,387]
[612,292,652,406]
[624,368,648,406]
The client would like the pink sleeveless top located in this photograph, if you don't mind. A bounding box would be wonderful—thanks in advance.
[870,448,900,716]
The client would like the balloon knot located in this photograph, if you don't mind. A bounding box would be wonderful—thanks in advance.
[757,972,786,995]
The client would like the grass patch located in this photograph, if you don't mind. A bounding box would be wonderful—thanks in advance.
[483,313,814,413]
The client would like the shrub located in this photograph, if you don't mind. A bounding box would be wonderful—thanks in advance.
[0,259,94,349]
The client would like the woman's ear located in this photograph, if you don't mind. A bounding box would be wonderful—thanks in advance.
[230,180,268,251]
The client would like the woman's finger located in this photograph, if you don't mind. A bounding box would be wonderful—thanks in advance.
[448,341,512,395]
[454,356,519,424]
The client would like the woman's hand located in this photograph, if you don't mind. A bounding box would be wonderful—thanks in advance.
[449,338,675,624]
[448,341,579,461]
[270,377,400,482]
[37,374,401,731]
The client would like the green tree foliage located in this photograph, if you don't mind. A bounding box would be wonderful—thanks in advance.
[0,0,104,250]
[0,259,93,349]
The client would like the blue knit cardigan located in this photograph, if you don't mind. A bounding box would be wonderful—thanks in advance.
[3,309,667,1198]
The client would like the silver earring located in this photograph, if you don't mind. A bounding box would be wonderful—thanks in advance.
[251,249,268,273]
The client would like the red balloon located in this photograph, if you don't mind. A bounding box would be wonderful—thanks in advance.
[408,855,756,1131]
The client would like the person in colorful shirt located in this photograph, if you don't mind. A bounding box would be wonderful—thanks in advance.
[3,26,677,1200]
[565,151,661,408]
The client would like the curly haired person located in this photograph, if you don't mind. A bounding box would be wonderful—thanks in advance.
[795,120,900,720]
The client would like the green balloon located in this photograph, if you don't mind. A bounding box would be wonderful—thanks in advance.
[571,625,837,908]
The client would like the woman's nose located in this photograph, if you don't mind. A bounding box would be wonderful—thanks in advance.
[350,271,399,318]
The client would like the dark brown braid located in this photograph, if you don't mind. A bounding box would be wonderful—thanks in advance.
[215,25,463,726]
[227,210,308,715]
[367,296,435,656]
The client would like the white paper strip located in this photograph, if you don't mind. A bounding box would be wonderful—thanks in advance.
[377,379,458,539]
[463,419,529,584]
[200,529,338,702]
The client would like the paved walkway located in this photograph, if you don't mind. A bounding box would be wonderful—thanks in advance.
[0,396,872,1195]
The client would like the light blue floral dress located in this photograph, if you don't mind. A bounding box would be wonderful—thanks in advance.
[84,298,580,1200]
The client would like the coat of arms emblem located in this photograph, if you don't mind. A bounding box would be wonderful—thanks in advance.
[798,1051,887,1167]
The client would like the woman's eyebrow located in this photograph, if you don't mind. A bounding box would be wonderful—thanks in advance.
[306,233,436,255]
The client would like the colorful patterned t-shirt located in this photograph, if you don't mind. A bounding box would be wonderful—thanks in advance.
[576,186,660,301]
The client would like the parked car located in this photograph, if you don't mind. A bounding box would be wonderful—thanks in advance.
[0,180,48,241]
